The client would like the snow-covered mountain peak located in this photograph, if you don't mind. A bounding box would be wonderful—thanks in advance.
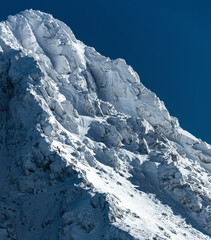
[0,10,211,240]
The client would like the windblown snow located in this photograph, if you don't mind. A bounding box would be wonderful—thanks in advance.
[0,10,211,240]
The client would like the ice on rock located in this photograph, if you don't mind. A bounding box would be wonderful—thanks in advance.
[0,9,211,240]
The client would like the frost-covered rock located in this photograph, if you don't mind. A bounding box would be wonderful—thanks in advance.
[0,9,210,240]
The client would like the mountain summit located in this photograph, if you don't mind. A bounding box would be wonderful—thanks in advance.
[0,10,211,240]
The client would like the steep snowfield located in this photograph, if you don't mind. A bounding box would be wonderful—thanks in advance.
[0,10,211,240]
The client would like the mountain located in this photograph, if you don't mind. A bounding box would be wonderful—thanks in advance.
[0,9,211,240]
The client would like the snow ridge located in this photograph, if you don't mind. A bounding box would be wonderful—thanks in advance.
[0,9,211,240]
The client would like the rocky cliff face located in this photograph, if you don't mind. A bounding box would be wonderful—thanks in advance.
[0,9,211,240]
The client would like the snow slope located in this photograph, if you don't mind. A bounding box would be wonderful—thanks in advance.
[0,9,211,240]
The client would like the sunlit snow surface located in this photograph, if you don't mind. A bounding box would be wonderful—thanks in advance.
[0,10,211,240]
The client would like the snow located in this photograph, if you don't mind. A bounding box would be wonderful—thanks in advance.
[0,9,210,240]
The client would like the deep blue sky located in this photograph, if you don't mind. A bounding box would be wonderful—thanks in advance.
[1,0,211,143]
